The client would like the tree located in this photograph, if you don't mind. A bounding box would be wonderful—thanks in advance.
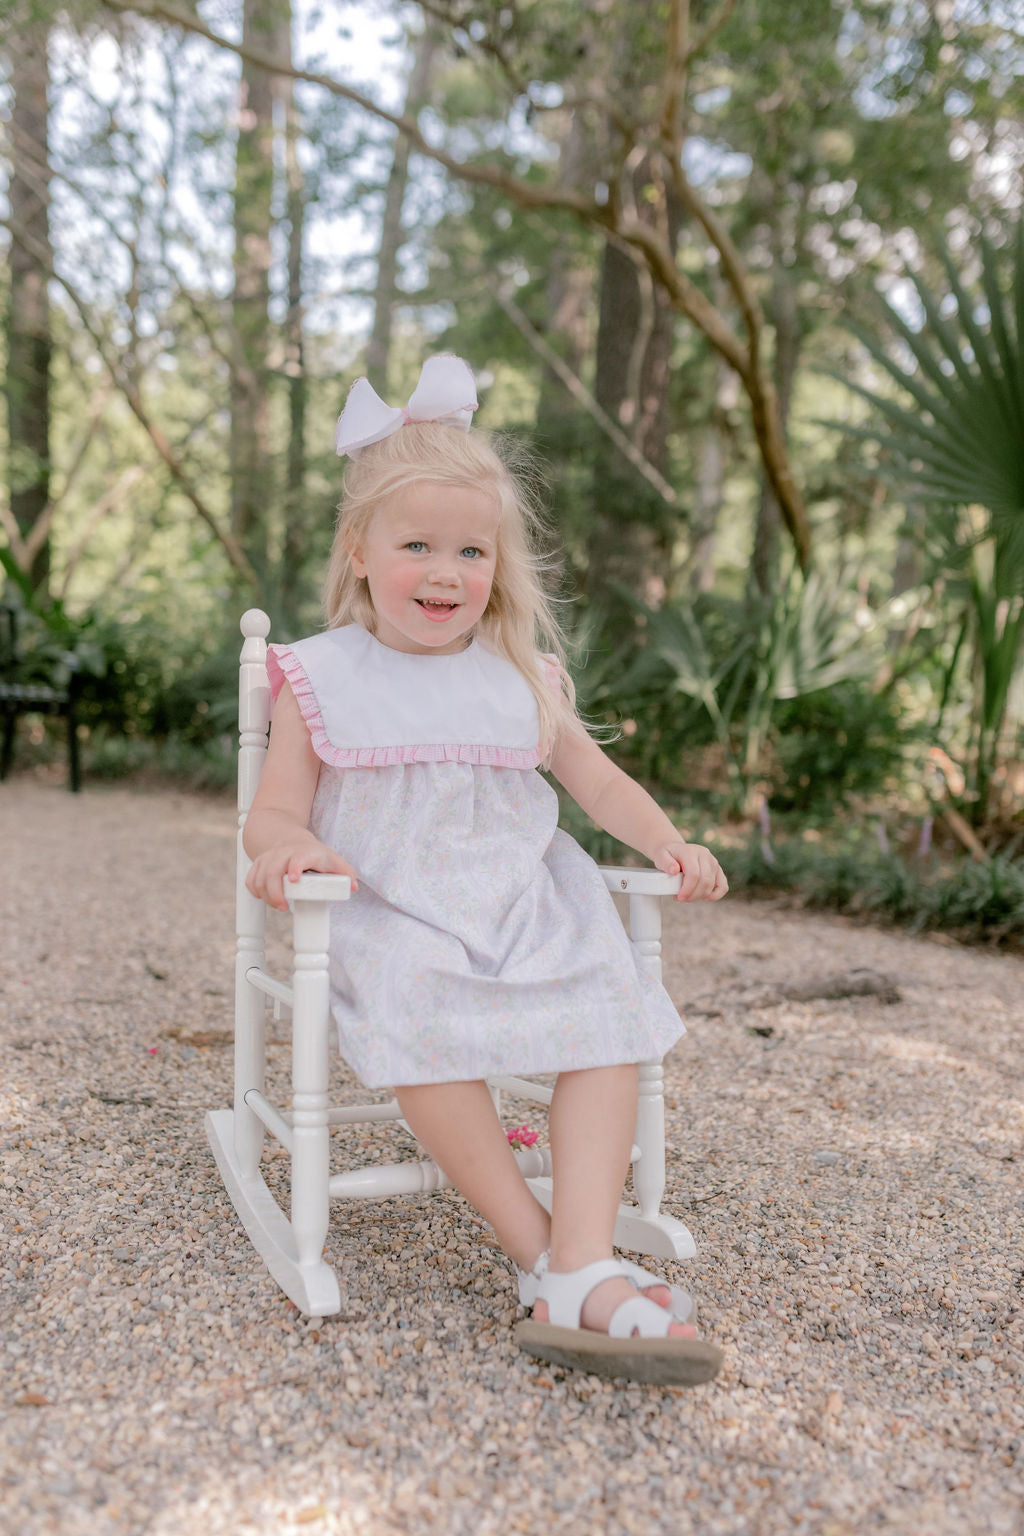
[101,0,814,568]
[2,6,54,594]
[366,22,440,393]
[277,4,310,618]
[230,0,288,585]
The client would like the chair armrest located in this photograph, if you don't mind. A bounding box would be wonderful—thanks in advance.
[598,865,682,897]
[285,873,352,904]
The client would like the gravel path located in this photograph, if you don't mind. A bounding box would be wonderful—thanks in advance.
[2,778,1022,1536]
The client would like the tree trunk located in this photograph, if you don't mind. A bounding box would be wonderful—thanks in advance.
[366,26,439,392]
[230,0,286,584]
[750,270,800,596]
[535,105,598,436]
[587,154,682,604]
[276,14,308,622]
[749,188,806,598]
[4,15,53,595]
[689,352,736,593]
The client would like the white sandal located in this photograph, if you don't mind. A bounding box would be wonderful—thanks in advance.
[516,1249,696,1324]
[515,1258,722,1386]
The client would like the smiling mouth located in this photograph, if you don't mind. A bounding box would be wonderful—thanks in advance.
[416,598,460,615]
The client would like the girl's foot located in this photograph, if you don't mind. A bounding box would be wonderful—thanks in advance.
[516,1259,721,1385]
[518,1249,687,1320]
[533,1273,697,1339]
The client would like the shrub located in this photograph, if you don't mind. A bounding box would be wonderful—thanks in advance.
[771,682,909,816]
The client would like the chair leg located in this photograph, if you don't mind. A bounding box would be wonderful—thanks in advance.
[1,710,15,781]
[634,1058,668,1219]
[66,699,81,792]
[208,887,342,1318]
[611,891,698,1261]
[234,839,267,1181]
[289,899,332,1273]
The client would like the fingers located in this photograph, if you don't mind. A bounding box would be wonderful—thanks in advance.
[288,849,359,893]
[669,845,728,903]
[246,843,359,911]
[261,861,291,911]
[676,858,708,901]
[245,864,287,911]
[288,847,359,888]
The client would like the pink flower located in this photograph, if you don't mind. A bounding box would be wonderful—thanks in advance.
[506,1124,539,1150]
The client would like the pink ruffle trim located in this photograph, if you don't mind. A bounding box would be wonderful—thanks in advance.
[267,643,542,770]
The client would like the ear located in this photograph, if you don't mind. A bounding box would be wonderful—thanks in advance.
[343,529,367,580]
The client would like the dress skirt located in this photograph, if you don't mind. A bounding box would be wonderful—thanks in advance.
[309,759,684,1089]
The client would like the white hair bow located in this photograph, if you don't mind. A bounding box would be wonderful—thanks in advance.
[334,354,479,457]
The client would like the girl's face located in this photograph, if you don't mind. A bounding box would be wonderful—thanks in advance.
[347,481,500,654]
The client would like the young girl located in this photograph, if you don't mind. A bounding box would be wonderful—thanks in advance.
[244,355,728,1387]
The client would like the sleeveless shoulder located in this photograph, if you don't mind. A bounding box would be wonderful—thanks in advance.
[268,624,547,770]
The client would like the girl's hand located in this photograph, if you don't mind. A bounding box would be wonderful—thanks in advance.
[246,834,359,912]
[652,840,728,902]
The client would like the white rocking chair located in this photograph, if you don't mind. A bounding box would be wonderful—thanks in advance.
[206,609,698,1317]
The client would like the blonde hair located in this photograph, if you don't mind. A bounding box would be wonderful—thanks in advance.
[323,422,590,762]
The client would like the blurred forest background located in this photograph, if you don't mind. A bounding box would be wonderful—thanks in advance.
[2,0,1023,941]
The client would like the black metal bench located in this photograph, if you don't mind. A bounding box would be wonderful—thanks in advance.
[0,602,81,791]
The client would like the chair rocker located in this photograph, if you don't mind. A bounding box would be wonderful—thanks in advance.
[206,609,698,1318]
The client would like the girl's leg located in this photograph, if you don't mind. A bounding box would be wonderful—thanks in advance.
[542,1064,695,1337]
[394,1079,550,1271]
[547,1063,638,1271]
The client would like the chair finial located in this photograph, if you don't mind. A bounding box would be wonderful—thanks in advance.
[241,609,271,639]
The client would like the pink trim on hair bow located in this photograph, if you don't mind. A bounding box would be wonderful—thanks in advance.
[334,354,479,456]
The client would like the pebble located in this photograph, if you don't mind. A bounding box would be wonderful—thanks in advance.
[2,779,1023,1536]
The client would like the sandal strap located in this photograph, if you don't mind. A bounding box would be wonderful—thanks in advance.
[537,1259,626,1329]
[609,1294,675,1339]
[620,1261,694,1323]
[516,1249,550,1306]
[520,1252,694,1322]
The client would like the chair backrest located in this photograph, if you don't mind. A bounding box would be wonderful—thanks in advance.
[238,609,273,819]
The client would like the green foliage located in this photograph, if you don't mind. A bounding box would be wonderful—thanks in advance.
[715,832,1024,948]
[830,217,1024,823]
[558,787,1024,947]
[772,682,909,815]
[2,536,241,777]
[82,729,235,793]
[0,548,111,686]
[3,0,1023,860]
[582,569,888,813]
[0,598,241,791]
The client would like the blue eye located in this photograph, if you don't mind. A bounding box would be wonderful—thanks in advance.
[405,541,426,552]
[461,547,483,559]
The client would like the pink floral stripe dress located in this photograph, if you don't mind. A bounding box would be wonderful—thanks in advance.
[267,624,684,1089]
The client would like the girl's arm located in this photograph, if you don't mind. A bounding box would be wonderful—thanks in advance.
[243,680,358,911]
[548,725,727,902]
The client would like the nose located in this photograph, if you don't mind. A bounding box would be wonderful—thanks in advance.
[426,554,458,586]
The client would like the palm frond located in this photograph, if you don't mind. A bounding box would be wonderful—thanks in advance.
[975,230,1022,423]
[826,218,1024,824]
[935,238,1018,438]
